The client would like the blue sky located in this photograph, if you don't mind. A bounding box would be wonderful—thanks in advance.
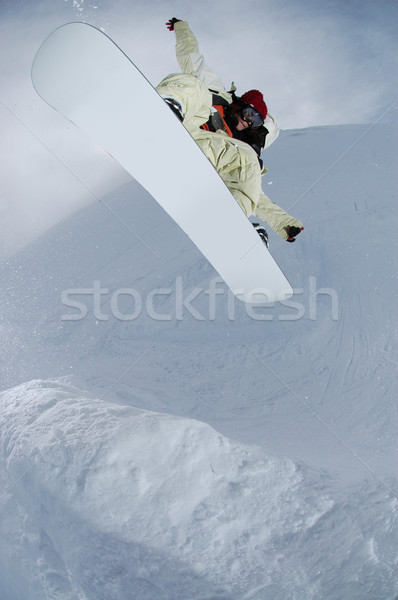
[0,0,397,258]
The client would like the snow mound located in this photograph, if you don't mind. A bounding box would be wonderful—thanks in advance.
[1,379,397,600]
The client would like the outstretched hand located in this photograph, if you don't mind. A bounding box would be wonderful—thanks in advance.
[286,226,304,242]
[166,18,181,31]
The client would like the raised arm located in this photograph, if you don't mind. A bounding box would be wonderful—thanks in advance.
[166,18,231,102]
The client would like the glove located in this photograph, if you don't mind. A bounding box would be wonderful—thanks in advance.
[285,226,304,243]
[166,18,181,31]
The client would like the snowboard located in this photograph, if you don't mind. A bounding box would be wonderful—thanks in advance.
[31,22,293,304]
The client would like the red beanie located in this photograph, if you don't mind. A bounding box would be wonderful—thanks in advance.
[240,90,268,119]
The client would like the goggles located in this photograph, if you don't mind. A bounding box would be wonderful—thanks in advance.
[241,105,264,128]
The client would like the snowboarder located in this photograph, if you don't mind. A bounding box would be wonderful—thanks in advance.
[157,18,304,244]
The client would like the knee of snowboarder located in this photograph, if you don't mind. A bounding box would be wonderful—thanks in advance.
[156,73,213,134]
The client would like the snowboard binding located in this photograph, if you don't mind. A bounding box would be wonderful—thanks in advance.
[164,97,184,122]
[252,222,269,248]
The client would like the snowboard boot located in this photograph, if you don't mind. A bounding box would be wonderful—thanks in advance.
[252,223,269,248]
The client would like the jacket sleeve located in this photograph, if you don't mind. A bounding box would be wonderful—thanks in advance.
[255,193,303,240]
[173,21,231,101]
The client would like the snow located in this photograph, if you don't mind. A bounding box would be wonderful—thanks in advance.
[1,379,396,599]
[1,124,397,599]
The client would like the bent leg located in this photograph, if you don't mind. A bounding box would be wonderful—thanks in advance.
[194,131,304,240]
[156,73,212,135]
[194,131,263,215]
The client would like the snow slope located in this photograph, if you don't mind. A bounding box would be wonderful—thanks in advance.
[1,124,397,599]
